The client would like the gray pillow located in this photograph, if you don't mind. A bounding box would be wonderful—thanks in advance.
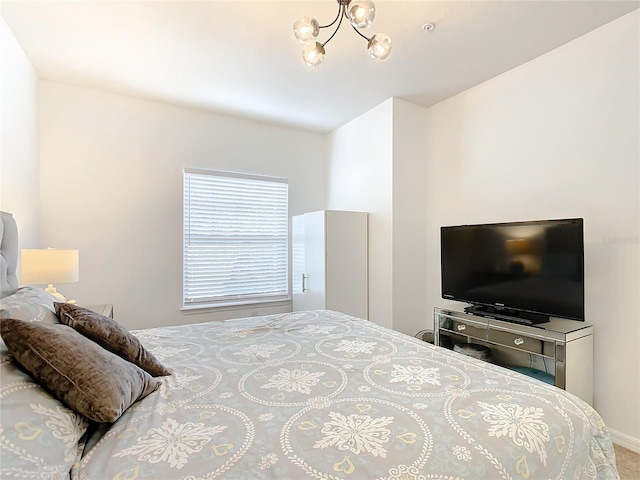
[0,318,159,423]
[55,303,171,377]
[0,287,60,324]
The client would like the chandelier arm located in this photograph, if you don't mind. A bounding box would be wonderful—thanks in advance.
[319,2,343,29]
[350,22,372,42]
[321,4,346,47]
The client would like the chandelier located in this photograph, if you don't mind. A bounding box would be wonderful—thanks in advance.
[293,0,392,67]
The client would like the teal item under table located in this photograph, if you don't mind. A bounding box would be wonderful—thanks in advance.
[504,365,555,385]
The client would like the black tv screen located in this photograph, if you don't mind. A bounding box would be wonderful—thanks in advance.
[441,218,584,322]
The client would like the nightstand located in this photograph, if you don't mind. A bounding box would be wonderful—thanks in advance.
[85,304,114,318]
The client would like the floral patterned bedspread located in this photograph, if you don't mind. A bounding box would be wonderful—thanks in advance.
[74,310,619,480]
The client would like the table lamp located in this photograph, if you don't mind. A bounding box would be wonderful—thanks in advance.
[20,248,79,301]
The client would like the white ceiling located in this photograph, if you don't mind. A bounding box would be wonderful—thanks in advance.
[2,1,638,133]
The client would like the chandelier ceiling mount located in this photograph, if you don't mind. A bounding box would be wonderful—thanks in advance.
[293,0,392,68]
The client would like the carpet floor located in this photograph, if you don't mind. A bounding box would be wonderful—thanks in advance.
[614,444,640,479]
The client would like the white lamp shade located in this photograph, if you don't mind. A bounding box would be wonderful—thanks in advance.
[20,249,79,285]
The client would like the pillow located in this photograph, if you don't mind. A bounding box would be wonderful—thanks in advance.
[0,286,59,323]
[55,303,171,377]
[0,337,89,478]
[1,318,159,423]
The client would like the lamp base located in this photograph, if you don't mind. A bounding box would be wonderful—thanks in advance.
[45,284,68,302]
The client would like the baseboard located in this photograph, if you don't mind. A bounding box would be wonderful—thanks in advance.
[610,428,640,453]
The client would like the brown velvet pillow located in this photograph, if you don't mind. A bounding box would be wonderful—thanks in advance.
[0,318,159,423]
[55,303,170,377]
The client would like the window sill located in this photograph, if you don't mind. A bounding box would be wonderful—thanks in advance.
[181,298,292,315]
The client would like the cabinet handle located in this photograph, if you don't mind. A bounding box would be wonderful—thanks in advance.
[302,274,308,293]
[457,324,466,331]
[514,337,525,346]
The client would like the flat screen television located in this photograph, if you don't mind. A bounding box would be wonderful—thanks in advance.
[441,218,584,324]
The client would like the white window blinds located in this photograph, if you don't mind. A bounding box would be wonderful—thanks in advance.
[183,168,289,308]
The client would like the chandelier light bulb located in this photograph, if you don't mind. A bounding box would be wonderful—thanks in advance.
[348,0,376,28]
[302,41,326,67]
[368,33,392,60]
[293,15,320,44]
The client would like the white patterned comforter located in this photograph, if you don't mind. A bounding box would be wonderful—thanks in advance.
[73,310,618,479]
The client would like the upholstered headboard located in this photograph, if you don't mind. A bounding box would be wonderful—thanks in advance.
[0,211,19,298]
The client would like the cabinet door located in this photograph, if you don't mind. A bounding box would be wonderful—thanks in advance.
[292,212,326,311]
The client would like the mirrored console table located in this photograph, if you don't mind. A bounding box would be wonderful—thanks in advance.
[434,307,593,405]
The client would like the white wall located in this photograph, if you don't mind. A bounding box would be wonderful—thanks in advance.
[327,99,394,328]
[0,18,39,247]
[392,99,429,336]
[423,11,639,448]
[327,98,430,337]
[38,82,328,329]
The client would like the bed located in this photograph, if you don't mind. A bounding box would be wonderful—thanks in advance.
[0,211,620,479]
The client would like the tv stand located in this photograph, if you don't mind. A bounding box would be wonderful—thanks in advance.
[434,307,593,405]
[463,305,549,325]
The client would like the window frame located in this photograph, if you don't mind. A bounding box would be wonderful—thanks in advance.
[182,167,290,311]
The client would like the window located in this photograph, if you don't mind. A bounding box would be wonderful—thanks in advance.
[183,168,289,309]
